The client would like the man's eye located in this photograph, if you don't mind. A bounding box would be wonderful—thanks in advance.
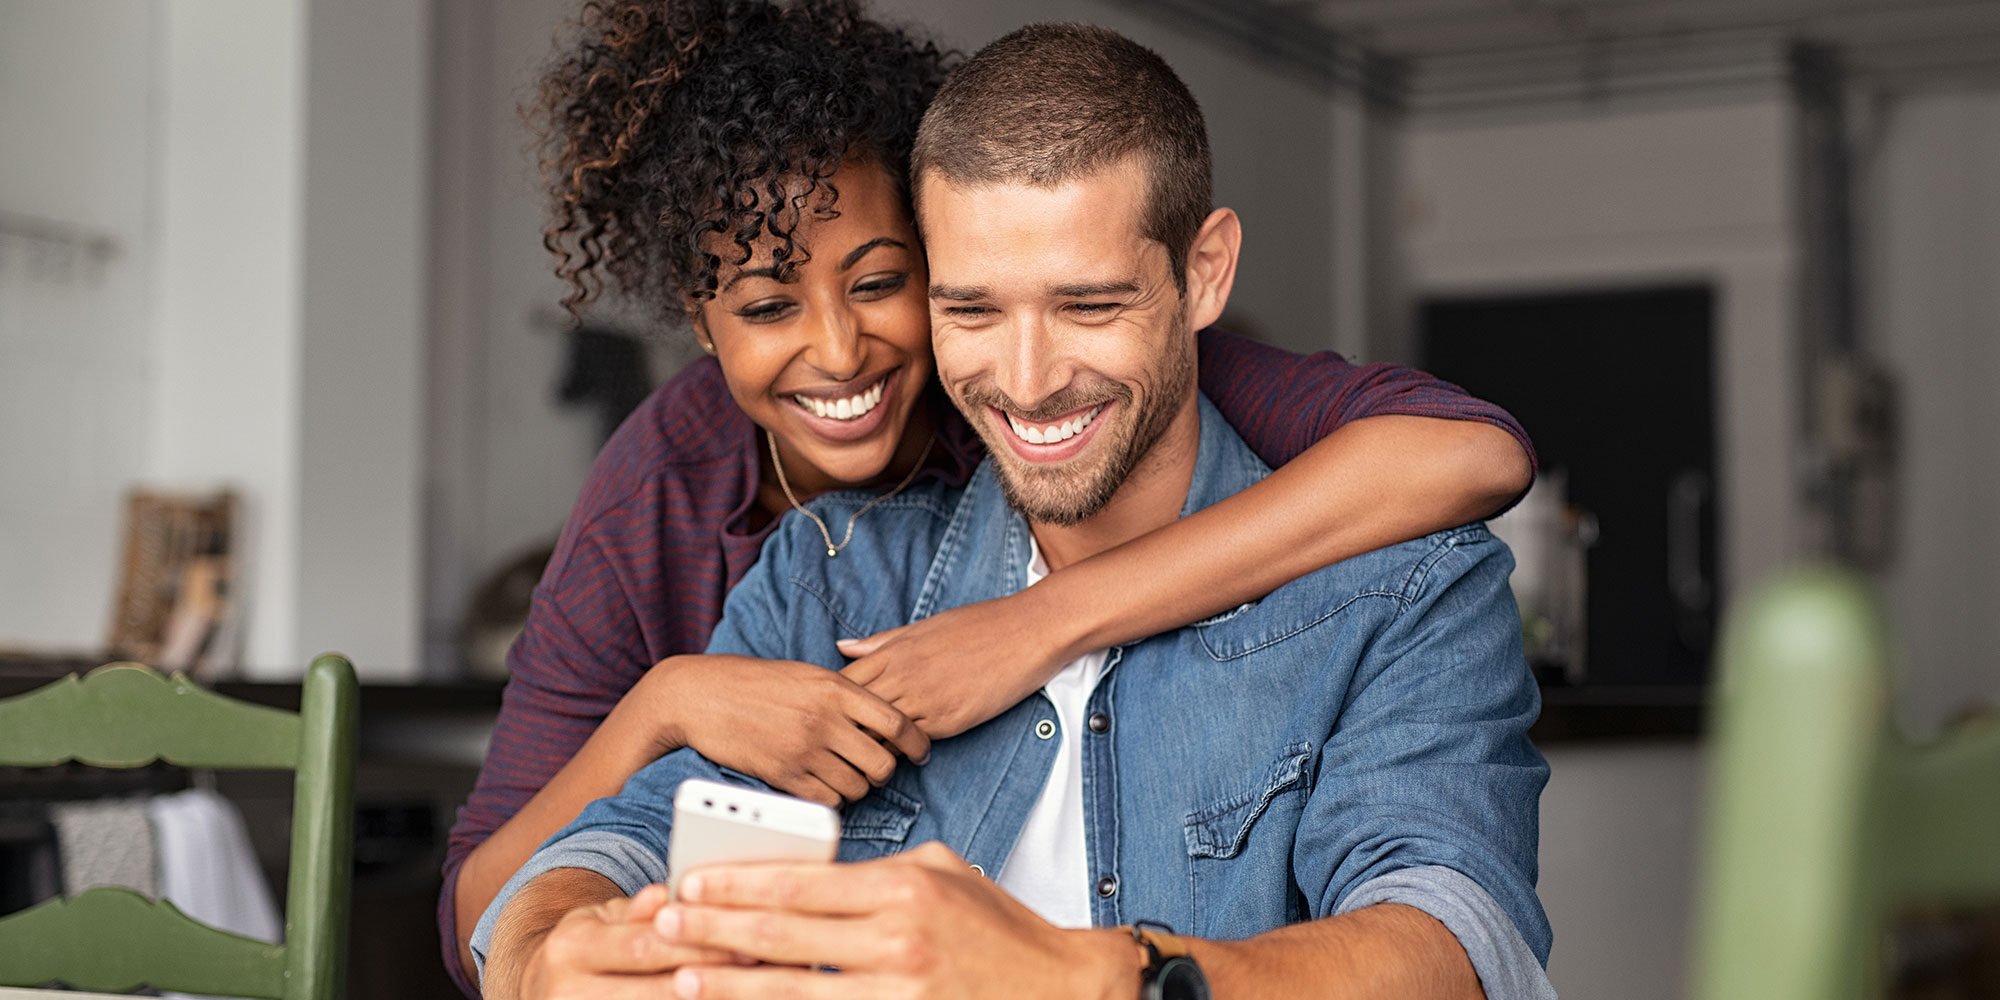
[852,274,908,299]
[943,305,995,318]
[1070,302,1120,316]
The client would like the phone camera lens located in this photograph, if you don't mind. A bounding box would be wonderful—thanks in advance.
[728,804,739,813]
[703,799,714,808]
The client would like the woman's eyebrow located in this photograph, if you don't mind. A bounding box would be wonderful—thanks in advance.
[722,266,781,291]
[840,237,908,271]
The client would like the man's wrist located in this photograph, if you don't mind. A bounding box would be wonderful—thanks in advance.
[1072,927,1146,1000]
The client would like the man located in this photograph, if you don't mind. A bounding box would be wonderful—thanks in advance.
[476,23,1552,1000]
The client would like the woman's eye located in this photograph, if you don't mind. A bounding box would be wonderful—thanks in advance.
[736,301,793,322]
[852,274,908,299]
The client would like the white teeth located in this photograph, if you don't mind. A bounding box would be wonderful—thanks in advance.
[796,376,887,422]
[1006,404,1103,446]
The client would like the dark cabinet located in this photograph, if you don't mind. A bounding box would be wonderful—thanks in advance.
[1424,285,1720,693]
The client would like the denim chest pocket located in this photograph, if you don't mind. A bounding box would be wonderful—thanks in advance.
[1182,743,1314,934]
[836,785,923,862]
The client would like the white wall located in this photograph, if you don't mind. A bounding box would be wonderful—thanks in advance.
[2,0,429,680]
[149,0,308,676]
[1867,89,2000,736]
[0,1,161,651]
[295,0,432,676]
[1403,98,1805,1000]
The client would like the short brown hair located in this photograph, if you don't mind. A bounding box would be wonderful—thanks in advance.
[911,22,1212,290]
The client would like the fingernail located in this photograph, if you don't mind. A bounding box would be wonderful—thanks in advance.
[655,907,682,938]
[675,968,701,998]
[682,873,705,902]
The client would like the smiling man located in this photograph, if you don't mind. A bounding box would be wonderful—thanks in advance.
[475,22,1552,1000]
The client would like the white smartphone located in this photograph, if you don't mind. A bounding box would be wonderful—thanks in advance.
[668,778,841,900]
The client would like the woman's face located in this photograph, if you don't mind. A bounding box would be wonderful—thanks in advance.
[697,160,933,494]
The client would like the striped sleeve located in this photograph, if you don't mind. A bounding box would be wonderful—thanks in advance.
[437,539,652,996]
[1195,327,1537,473]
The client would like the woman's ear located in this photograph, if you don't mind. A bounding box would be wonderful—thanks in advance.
[1182,207,1242,332]
[688,306,718,355]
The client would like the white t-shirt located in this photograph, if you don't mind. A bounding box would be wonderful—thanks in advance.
[994,538,1108,928]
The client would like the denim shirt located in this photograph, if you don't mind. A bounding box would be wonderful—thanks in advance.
[475,396,1555,997]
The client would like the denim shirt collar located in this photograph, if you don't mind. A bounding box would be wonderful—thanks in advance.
[911,393,1269,622]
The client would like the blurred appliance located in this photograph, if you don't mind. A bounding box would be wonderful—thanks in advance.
[1424,284,1719,691]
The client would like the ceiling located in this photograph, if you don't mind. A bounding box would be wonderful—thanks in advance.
[1145,0,2000,112]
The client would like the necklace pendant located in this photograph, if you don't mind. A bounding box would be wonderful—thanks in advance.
[826,546,838,558]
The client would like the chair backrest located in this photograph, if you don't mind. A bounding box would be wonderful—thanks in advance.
[1694,568,2000,999]
[0,655,356,1000]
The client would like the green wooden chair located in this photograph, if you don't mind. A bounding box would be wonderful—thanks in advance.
[0,655,356,999]
[1694,568,2000,998]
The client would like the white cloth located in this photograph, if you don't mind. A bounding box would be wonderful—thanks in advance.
[49,797,157,898]
[993,539,1107,929]
[147,788,282,944]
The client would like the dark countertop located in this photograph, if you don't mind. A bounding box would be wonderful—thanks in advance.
[0,656,1701,744]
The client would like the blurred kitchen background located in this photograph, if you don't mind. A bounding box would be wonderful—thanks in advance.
[3,0,1998,996]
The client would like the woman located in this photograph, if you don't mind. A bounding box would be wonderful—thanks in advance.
[443,0,1536,991]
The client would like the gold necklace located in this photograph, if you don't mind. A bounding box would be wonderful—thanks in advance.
[768,430,936,557]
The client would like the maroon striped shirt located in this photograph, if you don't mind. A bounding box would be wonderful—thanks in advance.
[438,327,1534,994]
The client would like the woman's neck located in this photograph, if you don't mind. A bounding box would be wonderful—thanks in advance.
[754,398,939,523]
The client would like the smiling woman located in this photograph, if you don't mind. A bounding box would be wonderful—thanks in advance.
[445,0,1540,995]
[694,162,937,498]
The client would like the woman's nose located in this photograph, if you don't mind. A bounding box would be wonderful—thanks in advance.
[808,307,865,381]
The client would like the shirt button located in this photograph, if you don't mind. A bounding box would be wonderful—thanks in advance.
[1035,719,1057,740]
[1096,875,1119,898]
[1087,711,1111,734]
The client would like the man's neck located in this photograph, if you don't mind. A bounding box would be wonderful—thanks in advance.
[1031,393,1202,572]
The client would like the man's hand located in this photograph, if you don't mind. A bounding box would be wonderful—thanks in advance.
[653,842,1141,999]
[490,880,741,1000]
[838,592,1075,739]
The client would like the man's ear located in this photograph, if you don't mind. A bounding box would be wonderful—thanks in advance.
[1182,207,1241,332]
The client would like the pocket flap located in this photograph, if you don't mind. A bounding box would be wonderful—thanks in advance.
[1183,743,1313,860]
[841,785,922,842]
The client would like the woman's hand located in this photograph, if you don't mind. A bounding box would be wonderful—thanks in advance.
[837,589,1075,740]
[651,655,931,807]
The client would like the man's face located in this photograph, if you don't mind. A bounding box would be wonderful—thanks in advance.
[919,158,1196,525]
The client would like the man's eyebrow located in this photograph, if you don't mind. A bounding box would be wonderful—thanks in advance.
[840,237,907,271]
[721,266,782,292]
[1053,279,1141,297]
[929,284,992,302]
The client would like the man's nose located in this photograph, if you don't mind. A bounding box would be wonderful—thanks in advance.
[807,305,865,382]
[994,314,1068,411]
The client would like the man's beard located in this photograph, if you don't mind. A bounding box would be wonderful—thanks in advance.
[952,316,1195,527]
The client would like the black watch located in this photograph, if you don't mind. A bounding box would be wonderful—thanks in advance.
[1130,922,1211,1000]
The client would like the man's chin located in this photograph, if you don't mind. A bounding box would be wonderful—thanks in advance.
[991,458,1122,526]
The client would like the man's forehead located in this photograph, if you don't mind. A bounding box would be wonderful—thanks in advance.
[917,164,1160,287]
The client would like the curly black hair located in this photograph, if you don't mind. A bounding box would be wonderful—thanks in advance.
[532,0,953,318]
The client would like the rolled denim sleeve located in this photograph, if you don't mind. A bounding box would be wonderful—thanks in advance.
[1339,865,1557,1000]
[467,520,813,985]
[1293,527,1553,963]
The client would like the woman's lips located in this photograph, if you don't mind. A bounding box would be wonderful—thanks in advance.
[991,400,1112,464]
[785,369,898,444]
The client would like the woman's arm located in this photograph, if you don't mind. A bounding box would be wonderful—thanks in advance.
[841,331,1534,738]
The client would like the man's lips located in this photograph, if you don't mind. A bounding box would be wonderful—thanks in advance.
[989,401,1112,463]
